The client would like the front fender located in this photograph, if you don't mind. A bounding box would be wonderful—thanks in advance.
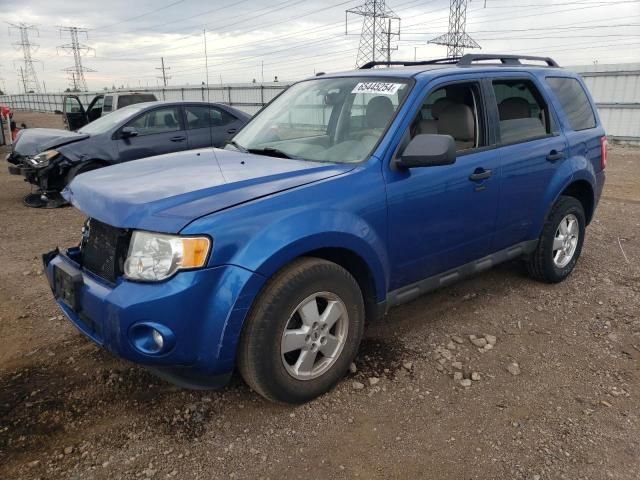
[182,167,390,302]
[249,210,389,301]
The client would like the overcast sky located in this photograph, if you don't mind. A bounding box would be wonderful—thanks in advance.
[0,0,638,93]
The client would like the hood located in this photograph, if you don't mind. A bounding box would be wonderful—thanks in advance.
[63,148,352,232]
[13,128,89,157]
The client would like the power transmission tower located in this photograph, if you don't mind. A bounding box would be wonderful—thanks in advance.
[429,0,480,58]
[156,57,171,87]
[7,23,42,93]
[346,1,400,67]
[57,26,95,92]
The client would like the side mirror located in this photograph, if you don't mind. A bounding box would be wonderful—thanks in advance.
[398,134,456,168]
[121,126,139,138]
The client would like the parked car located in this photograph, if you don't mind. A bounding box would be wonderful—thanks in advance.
[6,101,250,207]
[60,92,158,131]
[43,54,606,403]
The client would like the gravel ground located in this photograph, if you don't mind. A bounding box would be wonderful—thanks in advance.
[1,112,639,480]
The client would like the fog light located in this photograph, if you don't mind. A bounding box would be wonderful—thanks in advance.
[129,322,175,355]
[152,329,164,350]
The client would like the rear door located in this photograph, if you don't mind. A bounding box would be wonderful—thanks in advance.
[184,104,244,148]
[487,73,568,251]
[63,95,88,131]
[115,105,188,162]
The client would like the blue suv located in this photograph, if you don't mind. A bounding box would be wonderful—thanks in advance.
[43,54,607,403]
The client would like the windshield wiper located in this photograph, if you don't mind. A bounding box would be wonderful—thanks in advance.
[247,147,301,160]
[226,140,248,153]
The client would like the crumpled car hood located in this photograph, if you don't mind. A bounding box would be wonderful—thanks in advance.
[63,148,351,233]
[12,128,89,157]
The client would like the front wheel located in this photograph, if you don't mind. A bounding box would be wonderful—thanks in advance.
[526,196,586,283]
[237,258,365,404]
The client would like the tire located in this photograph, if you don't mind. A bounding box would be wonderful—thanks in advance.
[526,196,586,283]
[238,257,365,404]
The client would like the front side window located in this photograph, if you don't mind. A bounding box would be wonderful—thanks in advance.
[408,82,485,152]
[546,77,596,131]
[64,96,82,113]
[126,107,182,136]
[229,77,411,163]
[78,104,146,135]
[492,79,551,144]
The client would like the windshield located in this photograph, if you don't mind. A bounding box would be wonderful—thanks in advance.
[228,77,411,163]
[78,104,147,135]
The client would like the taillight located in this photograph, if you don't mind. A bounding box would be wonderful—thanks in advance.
[600,136,608,170]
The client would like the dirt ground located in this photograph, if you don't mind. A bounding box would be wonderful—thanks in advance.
[1,112,639,480]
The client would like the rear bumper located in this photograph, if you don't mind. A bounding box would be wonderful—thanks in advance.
[43,248,265,387]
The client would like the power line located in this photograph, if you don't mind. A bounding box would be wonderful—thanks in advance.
[92,0,186,31]
[7,22,42,93]
[428,0,480,58]
[346,0,401,66]
[57,27,95,91]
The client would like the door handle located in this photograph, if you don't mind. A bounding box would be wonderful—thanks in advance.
[546,150,565,162]
[227,128,237,134]
[170,135,186,142]
[469,168,492,182]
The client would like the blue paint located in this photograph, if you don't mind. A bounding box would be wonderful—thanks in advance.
[45,62,606,386]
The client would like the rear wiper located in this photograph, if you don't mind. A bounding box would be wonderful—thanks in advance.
[248,147,301,160]
[226,140,248,153]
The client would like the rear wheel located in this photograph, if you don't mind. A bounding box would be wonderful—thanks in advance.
[238,257,365,404]
[526,196,586,283]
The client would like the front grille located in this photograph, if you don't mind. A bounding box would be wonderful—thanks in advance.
[80,219,130,283]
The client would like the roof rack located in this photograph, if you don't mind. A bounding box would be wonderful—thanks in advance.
[458,54,559,67]
[359,58,460,69]
[358,54,559,70]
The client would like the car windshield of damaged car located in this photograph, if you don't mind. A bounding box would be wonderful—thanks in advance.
[227,78,411,163]
[77,104,147,135]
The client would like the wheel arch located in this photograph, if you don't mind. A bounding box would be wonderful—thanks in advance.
[558,179,595,224]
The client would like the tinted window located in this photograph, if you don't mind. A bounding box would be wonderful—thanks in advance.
[546,77,596,131]
[492,79,551,144]
[185,105,236,129]
[127,107,181,136]
[117,94,156,108]
[103,96,113,112]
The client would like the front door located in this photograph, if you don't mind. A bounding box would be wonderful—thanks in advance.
[385,79,500,290]
[63,95,87,131]
[115,105,188,163]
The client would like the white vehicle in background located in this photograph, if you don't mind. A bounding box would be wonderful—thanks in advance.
[59,92,158,131]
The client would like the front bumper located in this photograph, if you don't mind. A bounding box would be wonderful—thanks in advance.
[43,248,265,387]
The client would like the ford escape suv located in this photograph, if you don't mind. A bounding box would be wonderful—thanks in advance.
[43,54,606,404]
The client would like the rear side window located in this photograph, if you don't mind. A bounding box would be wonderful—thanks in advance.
[103,96,113,112]
[492,79,551,144]
[117,94,156,109]
[185,105,237,129]
[546,77,596,131]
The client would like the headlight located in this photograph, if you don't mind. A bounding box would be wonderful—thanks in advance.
[123,231,211,282]
[29,149,59,167]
